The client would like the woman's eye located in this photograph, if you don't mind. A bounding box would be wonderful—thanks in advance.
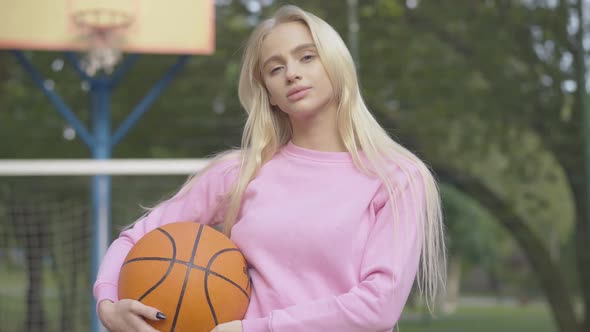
[270,66,282,74]
[302,54,315,62]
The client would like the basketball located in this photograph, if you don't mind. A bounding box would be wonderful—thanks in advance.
[118,222,251,332]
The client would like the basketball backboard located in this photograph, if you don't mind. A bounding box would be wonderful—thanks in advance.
[0,0,214,55]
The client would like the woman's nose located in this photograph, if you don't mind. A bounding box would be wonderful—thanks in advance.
[285,64,302,82]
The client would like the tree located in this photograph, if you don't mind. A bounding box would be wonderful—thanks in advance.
[357,1,587,331]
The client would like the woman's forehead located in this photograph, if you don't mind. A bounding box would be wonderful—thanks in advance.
[260,22,314,59]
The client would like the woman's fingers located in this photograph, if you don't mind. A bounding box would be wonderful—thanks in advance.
[126,313,160,332]
[126,300,166,321]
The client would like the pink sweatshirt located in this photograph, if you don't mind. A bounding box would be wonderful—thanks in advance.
[94,141,425,332]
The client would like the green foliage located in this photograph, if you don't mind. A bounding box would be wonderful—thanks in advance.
[400,302,556,332]
[442,184,508,265]
[0,0,587,330]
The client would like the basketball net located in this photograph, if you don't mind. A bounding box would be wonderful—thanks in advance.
[71,9,134,76]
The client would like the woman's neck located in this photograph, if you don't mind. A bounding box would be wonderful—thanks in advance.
[289,105,346,152]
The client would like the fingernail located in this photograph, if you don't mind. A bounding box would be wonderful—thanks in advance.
[156,312,166,320]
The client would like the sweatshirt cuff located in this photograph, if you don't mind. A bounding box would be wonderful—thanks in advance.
[93,283,119,311]
[241,317,271,332]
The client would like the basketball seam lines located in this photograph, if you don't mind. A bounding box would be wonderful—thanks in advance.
[170,223,204,332]
[202,248,253,322]
[124,256,251,300]
[204,248,239,326]
[121,225,252,330]
[134,228,177,302]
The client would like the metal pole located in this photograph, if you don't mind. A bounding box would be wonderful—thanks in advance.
[12,51,94,148]
[13,51,190,332]
[111,56,190,147]
[90,78,112,332]
[347,0,359,70]
[576,0,590,240]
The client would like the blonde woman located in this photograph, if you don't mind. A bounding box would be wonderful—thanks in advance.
[94,5,446,332]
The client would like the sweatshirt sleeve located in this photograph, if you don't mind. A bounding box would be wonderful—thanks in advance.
[93,157,239,305]
[242,173,425,332]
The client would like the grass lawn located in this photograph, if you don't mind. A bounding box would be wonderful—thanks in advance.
[0,266,90,332]
[399,302,556,332]
[1,267,557,332]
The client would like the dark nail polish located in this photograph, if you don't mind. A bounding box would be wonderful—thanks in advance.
[156,312,166,320]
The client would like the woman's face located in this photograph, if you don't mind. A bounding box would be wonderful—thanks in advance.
[259,22,335,119]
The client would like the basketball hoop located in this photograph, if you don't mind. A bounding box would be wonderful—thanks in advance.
[71,8,134,76]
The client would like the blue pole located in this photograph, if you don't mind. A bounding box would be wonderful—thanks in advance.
[13,52,191,332]
[111,56,190,146]
[63,52,92,82]
[110,54,141,89]
[12,51,95,148]
[90,77,112,332]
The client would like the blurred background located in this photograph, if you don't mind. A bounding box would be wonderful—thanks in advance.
[1,0,589,331]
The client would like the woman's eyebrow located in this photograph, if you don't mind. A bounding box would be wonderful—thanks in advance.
[262,43,317,69]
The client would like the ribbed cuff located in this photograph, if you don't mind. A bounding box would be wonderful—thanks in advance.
[241,317,271,332]
[93,283,119,312]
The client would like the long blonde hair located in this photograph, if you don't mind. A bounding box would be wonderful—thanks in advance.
[192,5,445,309]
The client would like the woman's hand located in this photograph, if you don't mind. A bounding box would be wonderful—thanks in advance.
[210,320,243,332]
[98,299,166,332]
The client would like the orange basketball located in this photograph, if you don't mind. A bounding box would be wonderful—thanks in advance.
[118,222,251,332]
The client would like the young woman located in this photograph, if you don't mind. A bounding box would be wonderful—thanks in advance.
[94,5,446,332]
